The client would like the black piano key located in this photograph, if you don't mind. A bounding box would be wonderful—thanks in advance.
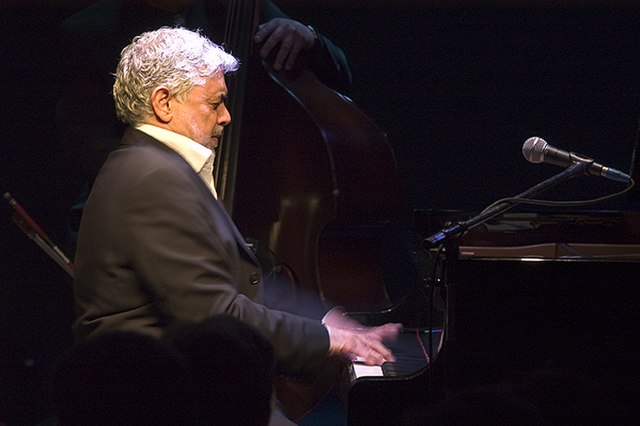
[379,329,443,377]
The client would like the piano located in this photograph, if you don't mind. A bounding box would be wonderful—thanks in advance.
[345,209,640,425]
[350,328,443,380]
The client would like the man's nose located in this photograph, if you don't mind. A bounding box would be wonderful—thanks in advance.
[219,105,231,126]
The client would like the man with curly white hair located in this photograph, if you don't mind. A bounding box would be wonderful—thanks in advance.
[73,27,400,424]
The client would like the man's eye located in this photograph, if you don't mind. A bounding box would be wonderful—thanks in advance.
[211,95,227,110]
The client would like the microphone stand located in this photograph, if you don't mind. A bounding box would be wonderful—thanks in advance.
[424,161,588,248]
[421,161,588,378]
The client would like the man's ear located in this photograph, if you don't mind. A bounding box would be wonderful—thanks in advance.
[150,87,172,123]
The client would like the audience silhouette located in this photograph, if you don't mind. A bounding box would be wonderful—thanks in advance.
[166,314,276,425]
[50,331,194,425]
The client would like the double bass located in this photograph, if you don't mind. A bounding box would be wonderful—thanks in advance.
[216,0,402,313]
[216,2,403,420]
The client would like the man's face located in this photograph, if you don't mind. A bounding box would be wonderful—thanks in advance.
[169,74,231,150]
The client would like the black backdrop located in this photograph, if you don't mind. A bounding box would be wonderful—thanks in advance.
[285,4,640,212]
[2,2,640,424]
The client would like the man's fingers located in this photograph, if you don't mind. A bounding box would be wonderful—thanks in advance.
[327,323,400,365]
[371,323,403,340]
[350,334,395,365]
[255,19,308,70]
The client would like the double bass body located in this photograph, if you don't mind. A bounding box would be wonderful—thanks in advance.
[218,0,401,311]
[232,55,401,311]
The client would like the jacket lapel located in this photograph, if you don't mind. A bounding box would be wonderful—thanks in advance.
[119,127,260,265]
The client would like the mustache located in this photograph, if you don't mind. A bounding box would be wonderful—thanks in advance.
[211,126,224,138]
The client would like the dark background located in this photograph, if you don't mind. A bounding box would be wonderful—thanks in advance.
[2,1,640,424]
[288,2,640,213]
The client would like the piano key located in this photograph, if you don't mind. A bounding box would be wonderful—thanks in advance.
[352,364,383,378]
[350,328,443,380]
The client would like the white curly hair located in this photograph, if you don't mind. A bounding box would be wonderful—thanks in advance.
[113,26,239,125]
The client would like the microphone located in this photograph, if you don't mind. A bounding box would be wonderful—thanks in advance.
[522,137,631,183]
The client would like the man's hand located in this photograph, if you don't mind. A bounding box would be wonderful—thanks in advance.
[322,308,402,365]
[254,18,316,71]
[325,324,401,366]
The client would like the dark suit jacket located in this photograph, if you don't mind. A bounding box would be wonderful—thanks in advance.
[74,127,329,375]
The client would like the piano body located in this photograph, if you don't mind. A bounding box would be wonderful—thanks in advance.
[346,210,640,425]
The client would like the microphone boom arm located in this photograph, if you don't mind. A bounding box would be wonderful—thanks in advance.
[424,161,588,247]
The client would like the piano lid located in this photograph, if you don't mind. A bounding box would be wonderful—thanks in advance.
[415,209,640,248]
[459,242,640,260]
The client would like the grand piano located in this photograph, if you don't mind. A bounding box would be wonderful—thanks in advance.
[346,209,640,425]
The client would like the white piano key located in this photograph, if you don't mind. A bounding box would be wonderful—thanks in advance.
[351,363,384,378]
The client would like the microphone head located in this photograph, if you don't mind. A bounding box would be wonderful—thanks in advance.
[522,137,548,164]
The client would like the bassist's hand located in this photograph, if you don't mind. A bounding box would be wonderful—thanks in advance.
[254,18,316,71]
